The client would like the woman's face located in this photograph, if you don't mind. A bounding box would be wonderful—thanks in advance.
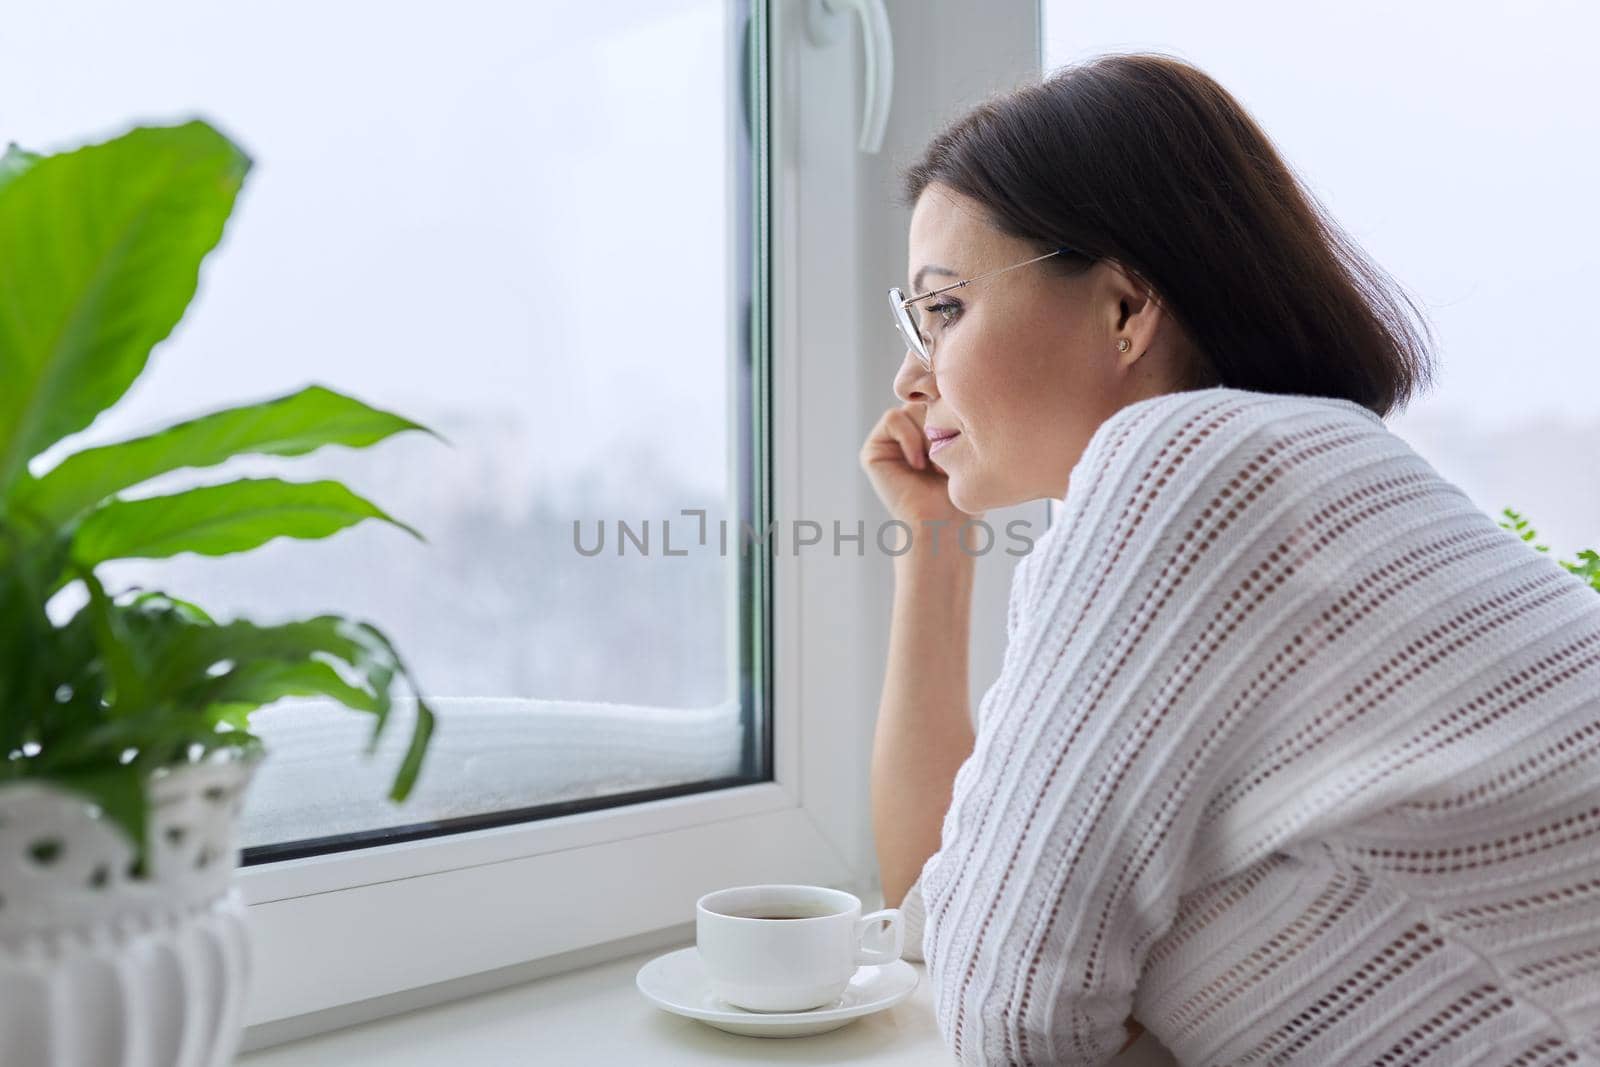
[894,182,1183,514]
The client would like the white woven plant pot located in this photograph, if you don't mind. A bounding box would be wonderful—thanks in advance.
[0,748,264,1067]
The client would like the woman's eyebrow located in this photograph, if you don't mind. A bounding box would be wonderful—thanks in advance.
[912,264,959,292]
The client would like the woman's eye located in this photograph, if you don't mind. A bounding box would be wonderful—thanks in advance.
[925,301,961,327]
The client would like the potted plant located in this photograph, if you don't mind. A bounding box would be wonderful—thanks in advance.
[1499,507,1600,594]
[0,120,437,1066]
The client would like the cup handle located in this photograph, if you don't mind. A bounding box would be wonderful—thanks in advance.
[854,908,904,965]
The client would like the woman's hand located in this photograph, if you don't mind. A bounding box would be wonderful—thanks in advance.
[859,401,978,527]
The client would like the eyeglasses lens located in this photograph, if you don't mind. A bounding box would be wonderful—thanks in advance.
[887,288,931,371]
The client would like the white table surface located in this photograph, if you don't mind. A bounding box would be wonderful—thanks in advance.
[235,941,1178,1066]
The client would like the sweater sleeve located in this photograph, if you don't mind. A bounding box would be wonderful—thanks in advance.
[916,389,1364,1065]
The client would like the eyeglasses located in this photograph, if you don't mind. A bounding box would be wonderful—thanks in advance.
[888,246,1076,372]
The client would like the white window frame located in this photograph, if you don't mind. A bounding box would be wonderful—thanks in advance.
[236,0,1044,1049]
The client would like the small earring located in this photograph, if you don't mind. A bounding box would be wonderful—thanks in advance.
[1117,338,1131,352]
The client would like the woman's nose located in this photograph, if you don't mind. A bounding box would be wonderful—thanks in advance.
[893,348,937,404]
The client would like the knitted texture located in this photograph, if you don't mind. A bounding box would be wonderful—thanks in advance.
[902,386,1600,1066]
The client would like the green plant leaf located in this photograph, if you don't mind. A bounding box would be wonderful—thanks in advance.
[207,703,256,731]
[147,614,433,800]
[135,612,370,697]
[70,477,421,568]
[0,561,43,754]
[127,588,215,625]
[0,120,250,495]
[1502,507,1600,596]
[199,659,380,713]
[79,566,147,712]
[343,620,435,800]
[0,143,41,194]
[17,384,439,527]
[391,694,434,802]
[1498,507,1548,551]
[1566,548,1600,592]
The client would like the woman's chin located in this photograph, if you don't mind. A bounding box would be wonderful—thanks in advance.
[945,477,979,516]
[948,471,1034,517]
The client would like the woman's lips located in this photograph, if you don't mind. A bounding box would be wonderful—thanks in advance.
[928,431,960,455]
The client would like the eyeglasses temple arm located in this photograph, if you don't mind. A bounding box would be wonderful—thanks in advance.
[898,247,1070,308]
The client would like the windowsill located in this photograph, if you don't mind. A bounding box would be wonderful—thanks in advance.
[234,940,947,1066]
[234,938,1179,1066]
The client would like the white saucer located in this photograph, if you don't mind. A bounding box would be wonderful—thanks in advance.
[636,947,919,1038]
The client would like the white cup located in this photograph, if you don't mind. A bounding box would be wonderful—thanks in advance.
[695,884,904,1012]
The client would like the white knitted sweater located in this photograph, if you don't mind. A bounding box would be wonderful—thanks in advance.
[900,386,1600,1066]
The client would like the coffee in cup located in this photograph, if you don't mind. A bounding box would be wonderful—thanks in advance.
[695,884,903,1012]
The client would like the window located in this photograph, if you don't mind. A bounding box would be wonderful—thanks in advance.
[11,0,769,862]
[1044,3,1598,553]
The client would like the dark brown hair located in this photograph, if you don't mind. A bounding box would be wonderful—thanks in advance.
[901,52,1436,418]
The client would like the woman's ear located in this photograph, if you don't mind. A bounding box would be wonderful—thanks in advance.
[1097,258,1166,367]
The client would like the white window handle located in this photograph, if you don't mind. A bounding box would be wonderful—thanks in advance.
[806,0,895,153]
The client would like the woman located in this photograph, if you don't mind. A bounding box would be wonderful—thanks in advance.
[860,53,1600,1066]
